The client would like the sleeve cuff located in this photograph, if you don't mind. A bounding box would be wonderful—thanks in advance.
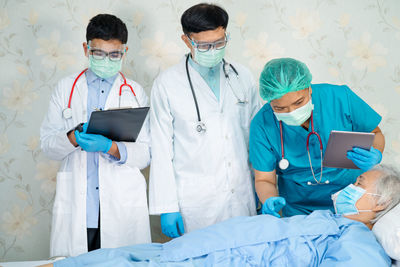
[101,142,127,164]
[149,205,180,215]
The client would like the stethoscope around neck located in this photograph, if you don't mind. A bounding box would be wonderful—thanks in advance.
[278,111,329,185]
[62,68,140,119]
[185,54,248,133]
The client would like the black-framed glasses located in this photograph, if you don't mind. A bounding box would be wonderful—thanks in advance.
[88,44,126,61]
[187,33,229,53]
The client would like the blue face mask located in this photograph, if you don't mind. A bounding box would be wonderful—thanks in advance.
[331,184,377,215]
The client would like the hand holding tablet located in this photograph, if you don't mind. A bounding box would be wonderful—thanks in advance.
[323,130,377,169]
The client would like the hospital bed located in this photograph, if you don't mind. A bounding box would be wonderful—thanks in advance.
[1,206,399,267]
[0,259,61,267]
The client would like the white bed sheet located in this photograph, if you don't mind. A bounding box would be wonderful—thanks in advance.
[0,259,60,267]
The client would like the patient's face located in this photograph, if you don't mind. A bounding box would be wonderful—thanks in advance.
[343,170,384,227]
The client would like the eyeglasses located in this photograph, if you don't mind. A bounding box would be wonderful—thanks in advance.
[187,33,229,53]
[87,44,126,61]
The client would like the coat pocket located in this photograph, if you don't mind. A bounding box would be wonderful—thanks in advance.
[53,171,73,214]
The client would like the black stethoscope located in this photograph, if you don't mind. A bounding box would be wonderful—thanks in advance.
[62,68,139,119]
[185,54,248,133]
[278,111,329,185]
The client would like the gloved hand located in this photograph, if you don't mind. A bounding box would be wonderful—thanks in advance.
[75,123,112,153]
[160,212,185,238]
[347,146,382,172]
[261,197,286,218]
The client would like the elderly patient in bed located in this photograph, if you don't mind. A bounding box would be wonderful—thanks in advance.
[41,165,400,267]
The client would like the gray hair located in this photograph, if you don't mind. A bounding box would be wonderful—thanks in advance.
[371,164,400,223]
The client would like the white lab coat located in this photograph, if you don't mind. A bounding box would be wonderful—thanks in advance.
[40,72,151,257]
[149,57,261,233]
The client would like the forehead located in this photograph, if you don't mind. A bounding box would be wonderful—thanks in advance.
[89,38,124,50]
[362,170,382,183]
[189,27,225,42]
[356,170,382,191]
[270,88,308,107]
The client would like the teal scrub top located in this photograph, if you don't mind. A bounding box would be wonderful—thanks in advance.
[249,84,382,217]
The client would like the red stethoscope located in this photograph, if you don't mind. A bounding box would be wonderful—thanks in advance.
[62,68,139,119]
[278,111,329,185]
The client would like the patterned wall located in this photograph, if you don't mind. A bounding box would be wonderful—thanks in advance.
[0,0,399,261]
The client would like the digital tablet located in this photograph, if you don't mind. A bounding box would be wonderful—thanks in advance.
[86,107,149,142]
[323,130,375,169]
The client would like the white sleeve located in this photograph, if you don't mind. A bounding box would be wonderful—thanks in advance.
[120,88,151,170]
[148,78,179,215]
[247,69,262,120]
[40,81,79,161]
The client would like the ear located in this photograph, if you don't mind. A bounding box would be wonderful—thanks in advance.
[83,42,88,57]
[372,203,387,212]
[181,34,194,58]
[123,46,128,60]
[309,86,312,94]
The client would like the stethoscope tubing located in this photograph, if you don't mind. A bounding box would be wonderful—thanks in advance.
[278,112,327,185]
[65,69,139,118]
[185,54,245,133]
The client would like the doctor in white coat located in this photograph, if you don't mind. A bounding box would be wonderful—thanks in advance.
[149,4,261,238]
[40,14,151,257]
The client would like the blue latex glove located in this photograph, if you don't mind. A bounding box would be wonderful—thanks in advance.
[261,197,286,218]
[347,146,382,172]
[160,212,185,238]
[75,123,112,153]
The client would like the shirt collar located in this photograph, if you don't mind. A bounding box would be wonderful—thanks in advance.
[86,68,118,85]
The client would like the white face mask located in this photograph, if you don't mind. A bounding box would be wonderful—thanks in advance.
[194,47,225,68]
[274,98,314,126]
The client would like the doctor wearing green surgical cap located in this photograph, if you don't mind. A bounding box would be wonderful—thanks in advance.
[249,58,385,217]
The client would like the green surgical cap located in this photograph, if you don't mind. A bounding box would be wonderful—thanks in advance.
[259,58,312,102]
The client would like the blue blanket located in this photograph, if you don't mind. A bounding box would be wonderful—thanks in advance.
[55,210,390,266]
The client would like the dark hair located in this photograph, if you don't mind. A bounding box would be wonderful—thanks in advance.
[181,3,229,35]
[86,14,128,44]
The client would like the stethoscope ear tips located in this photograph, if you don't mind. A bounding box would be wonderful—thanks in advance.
[307,180,330,185]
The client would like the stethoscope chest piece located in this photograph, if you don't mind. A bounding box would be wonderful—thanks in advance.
[63,108,72,119]
[279,158,289,170]
[196,122,206,133]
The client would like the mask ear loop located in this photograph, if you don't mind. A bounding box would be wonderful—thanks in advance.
[120,45,127,71]
[355,191,382,213]
[365,192,383,209]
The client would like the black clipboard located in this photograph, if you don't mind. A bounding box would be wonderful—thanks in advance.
[86,107,149,142]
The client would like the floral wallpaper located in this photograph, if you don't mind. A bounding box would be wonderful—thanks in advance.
[0,0,399,262]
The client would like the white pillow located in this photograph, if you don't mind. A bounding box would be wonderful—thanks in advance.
[373,203,400,260]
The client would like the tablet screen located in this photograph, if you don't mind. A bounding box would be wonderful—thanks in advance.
[323,130,375,169]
